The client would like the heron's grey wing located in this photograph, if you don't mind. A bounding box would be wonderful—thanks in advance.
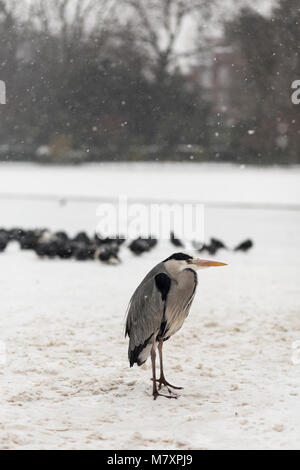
[125,261,166,337]
[125,262,170,366]
[160,268,198,340]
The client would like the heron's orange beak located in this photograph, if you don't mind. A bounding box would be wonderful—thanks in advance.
[195,259,227,267]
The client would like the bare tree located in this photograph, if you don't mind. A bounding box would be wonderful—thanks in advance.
[0,0,20,81]
[122,0,216,81]
[28,0,117,42]
[26,0,119,70]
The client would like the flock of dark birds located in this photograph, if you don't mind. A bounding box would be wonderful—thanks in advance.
[0,227,253,264]
[170,232,253,255]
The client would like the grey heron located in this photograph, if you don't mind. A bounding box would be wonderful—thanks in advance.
[125,252,227,400]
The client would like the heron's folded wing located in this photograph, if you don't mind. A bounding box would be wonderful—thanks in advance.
[125,274,166,351]
[125,263,169,350]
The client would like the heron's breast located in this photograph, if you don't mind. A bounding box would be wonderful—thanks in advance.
[163,303,192,338]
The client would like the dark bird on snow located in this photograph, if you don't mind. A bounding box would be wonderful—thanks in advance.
[53,231,69,243]
[170,231,184,248]
[210,237,227,250]
[0,233,8,252]
[73,243,94,261]
[35,241,58,258]
[19,230,41,250]
[73,232,90,245]
[129,237,157,256]
[95,245,120,264]
[125,252,227,400]
[197,237,227,256]
[234,239,253,252]
[56,241,74,259]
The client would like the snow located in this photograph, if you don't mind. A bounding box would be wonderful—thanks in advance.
[0,162,300,450]
[0,161,300,207]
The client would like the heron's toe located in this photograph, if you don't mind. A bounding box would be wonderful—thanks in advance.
[153,391,178,400]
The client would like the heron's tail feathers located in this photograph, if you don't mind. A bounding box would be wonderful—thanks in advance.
[129,333,153,367]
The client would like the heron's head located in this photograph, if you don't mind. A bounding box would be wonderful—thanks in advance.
[164,252,227,274]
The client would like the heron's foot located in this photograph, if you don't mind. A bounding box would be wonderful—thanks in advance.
[153,390,178,400]
[153,376,183,391]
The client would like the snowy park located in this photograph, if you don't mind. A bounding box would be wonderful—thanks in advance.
[0,162,300,450]
[1,0,300,453]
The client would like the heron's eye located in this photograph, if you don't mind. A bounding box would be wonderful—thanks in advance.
[186,259,192,264]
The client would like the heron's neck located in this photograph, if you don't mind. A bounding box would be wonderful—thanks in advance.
[164,259,187,280]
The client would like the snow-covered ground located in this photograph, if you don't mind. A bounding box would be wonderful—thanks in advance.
[0,162,300,450]
[0,161,300,207]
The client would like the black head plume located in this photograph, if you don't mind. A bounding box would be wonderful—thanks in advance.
[164,253,193,262]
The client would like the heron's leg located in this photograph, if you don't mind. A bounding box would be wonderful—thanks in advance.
[156,341,183,390]
[151,344,177,400]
